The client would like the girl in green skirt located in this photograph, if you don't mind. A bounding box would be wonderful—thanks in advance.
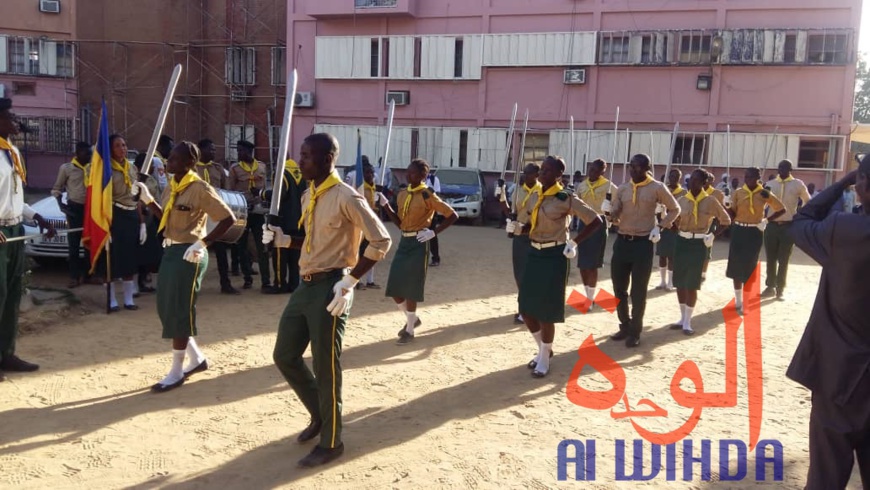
[382,159,458,345]
[133,142,236,392]
[654,169,685,291]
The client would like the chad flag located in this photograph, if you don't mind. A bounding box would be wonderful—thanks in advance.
[82,101,113,273]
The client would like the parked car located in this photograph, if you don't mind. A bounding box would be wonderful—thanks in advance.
[23,194,84,263]
[432,168,487,225]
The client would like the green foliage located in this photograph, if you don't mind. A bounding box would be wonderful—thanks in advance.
[855,57,870,123]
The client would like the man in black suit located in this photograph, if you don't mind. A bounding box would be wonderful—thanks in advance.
[787,159,870,490]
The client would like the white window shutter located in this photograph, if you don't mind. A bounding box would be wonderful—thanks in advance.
[0,36,6,73]
[773,31,786,63]
[463,35,483,80]
[720,31,732,64]
[795,31,808,63]
[762,30,775,63]
[628,35,643,63]
[39,40,57,75]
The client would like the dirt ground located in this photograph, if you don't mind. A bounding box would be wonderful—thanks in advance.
[1,225,863,489]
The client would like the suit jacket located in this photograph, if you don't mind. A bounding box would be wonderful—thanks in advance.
[787,180,870,405]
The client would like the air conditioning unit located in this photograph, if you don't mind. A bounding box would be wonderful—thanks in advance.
[0,84,5,99]
[294,92,315,108]
[563,68,587,85]
[230,87,250,102]
[39,0,61,13]
[386,91,410,106]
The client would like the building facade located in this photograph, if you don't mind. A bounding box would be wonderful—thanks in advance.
[0,0,78,188]
[288,0,862,188]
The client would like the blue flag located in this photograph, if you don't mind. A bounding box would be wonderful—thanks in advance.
[354,129,363,187]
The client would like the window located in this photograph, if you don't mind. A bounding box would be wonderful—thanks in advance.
[56,42,74,77]
[370,38,379,77]
[381,38,390,78]
[454,38,464,78]
[225,47,256,85]
[8,38,34,74]
[599,35,630,64]
[355,0,397,7]
[679,33,712,64]
[458,130,468,168]
[413,37,422,78]
[798,140,830,169]
[672,135,707,165]
[410,129,419,159]
[783,34,797,63]
[522,134,550,167]
[224,124,255,161]
[9,117,73,153]
[640,33,671,64]
[807,34,849,64]
[271,47,286,86]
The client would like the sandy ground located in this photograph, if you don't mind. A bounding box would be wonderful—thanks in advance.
[1,224,863,489]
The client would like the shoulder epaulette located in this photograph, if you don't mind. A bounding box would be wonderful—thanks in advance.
[555,191,569,201]
[422,191,430,199]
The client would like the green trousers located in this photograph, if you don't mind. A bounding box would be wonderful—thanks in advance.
[763,221,794,290]
[610,235,654,338]
[273,269,349,449]
[0,225,25,363]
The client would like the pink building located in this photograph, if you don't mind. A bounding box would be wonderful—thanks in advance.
[0,0,78,188]
[287,0,861,189]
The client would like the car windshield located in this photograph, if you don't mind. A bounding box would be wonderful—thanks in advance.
[435,170,479,186]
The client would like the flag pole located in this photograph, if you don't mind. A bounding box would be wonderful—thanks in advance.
[379,100,396,187]
[105,241,111,314]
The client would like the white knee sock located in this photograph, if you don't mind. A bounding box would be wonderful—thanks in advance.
[123,280,136,306]
[365,267,375,284]
[683,306,694,331]
[667,270,674,288]
[659,267,667,284]
[405,311,418,335]
[396,301,407,314]
[109,282,119,308]
[530,330,543,363]
[536,343,552,373]
[584,286,596,303]
[159,349,186,386]
[676,303,686,325]
[734,289,744,308]
[185,338,206,371]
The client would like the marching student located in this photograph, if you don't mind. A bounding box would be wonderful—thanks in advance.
[500,163,541,324]
[52,141,92,288]
[726,167,785,314]
[654,168,686,291]
[668,169,731,335]
[195,138,239,295]
[574,159,616,310]
[517,156,601,378]
[133,153,163,295]
[357,162,387,290]
[609,154,681,348]
[228,140,269,291]
[701,171,726,283]
[763,159,811,300]
[264,157,306,294]
[383,159,458,345]
[263,133,392,467]
[134,141,235,393]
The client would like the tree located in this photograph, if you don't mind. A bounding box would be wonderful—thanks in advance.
[855,56,870,123]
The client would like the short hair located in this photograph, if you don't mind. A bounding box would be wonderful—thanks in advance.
[858,154,870,176]
[133,153,147,170]
[362,155,370,165]
[174,141,201,165]
[303,133,340,162]
[590,158,606,170]
[237,140,255,151]
[745,166,761,179]
[778,159,794,171]
[75,141,91,151]
[409,158,430,174]
[198,138,214,148]
[573,170,583,178]
[543,155,566,173]
[157,135,174,148]
[362,162,374,171]
[630,154,651,170]
[668,168,682,178]
[109,134,124,147]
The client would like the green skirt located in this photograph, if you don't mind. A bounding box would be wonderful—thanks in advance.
[577,220,607,270]
[518,245,570,323]
[512,235,531,288]
[157,244,208,339]
[726,225,763,283]
[655,228,677,258]
[673,236,706,290]
[385,236,429,302]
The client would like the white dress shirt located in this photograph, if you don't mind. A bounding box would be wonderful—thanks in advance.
[0,145,36,222]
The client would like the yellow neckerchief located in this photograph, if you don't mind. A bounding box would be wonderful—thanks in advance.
[775,175,794,200]
[239,159,259,189]
[630,175,653,204]
[0,136,26,185]
[196,161,214,184]
[684,189,707,224]
[742,184,764,215]
[521,181,542,209]
[670,184,684,196]
[582,177,608,201]
[530,182,564,232]
[402,183,428,218]
[111,158,132,189]
[298,171,342,252]
[363,181,377,207]
[158,171,202,232]
[71,158,87,172]
[285,159,302,185]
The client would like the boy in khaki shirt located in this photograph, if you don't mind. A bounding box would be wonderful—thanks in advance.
[228,140,270,290]
[763,159,811,299]
[195,138,238,294]
[52,141,92,288]
[574,158,618,311]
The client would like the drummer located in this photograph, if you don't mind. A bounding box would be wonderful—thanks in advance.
[196,138,239,295]
[228,140,269,291]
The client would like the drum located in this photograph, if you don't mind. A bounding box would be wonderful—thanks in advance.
[207,189,248,243]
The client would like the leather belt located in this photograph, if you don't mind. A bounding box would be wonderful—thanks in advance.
[678,231,706,239]
[114,202,137,211]
[402,231,421,237]
[0,217,22,226]
[302,268,348,283]
[530,241,563,250]
[163,238,193,248]
[618,234,649,242]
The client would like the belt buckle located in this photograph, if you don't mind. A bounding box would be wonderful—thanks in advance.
[303,274,313,282]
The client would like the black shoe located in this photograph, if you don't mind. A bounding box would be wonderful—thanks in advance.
[109,306,121,313]
[151,377,185,393]
[668,323,684,330]
[231,270,241,277]
[513,313,524,325]
[430,259,440,267]
[775,289,784,300]
[396,331,415,345]
[761,287,776,298]
[531,367,549,378]
[0,370,6,382]
[243,280,253,290]
[183,359,209,377]
[610,331,629,341]
[124,304,139,311]
[251,270,259,276]
[625,336,641,348]
[221,285,241,295]
[1,355,39,372]
[683,328,695,336]
[262,285,281,294]
[527,349,554,370]
[398,318,422,337]
[139,286,156,294]
[365,283,381,290]
[297,419,323,443]
[298,443,344,468]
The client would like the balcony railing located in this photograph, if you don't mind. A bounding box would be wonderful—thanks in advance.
[354,0,397,8]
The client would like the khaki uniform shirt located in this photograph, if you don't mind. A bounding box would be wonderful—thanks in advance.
[396,188,454,232]
[110,161,139,207]
[196,161,227,190]
[675,192,731,234]
[228,161,267,203]
[358,183,377,210]
[705,186,726,206]
[51,161,88,205]
[576,178,618,215]
[766,177,811,222]
[611,179,680,236]
[526,191,599,243]
[732,186,784,224]
[512,183,541,224]
[299,182,392,276]
[158,180,234,244]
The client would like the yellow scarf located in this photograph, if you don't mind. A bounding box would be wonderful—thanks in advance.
[631,175,653,204]
[530,182,564,233]
[239,160,259,189]
[402,183,428,218]
[742,184,764,215]
[0,136,26,187]
[684,190,707,224]
[111,159,132,189]
[71,158,87,172]
[158,171,202,232]
[775,175,794,200]
[521,181,542,209]
[671,185,684,196]
[298,171,342,252]
[582,178,608,201]
[196,161,214,184]
[363,182,377,207]
[285,159,302,185]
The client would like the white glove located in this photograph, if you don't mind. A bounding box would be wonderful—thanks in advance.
[655,203,666,216]
[505,219,516,235]
[723,195,732,208]
[703,233,715,248]
[601,199,612,213]
[262,224,293,248]
[326,275,358,317]
[498,186,507,203]
[416,229,436,243]
[133,182,154,205]
[757,218,768,232]
[605,218,612,230]
[139,223,147,245]
[563,241,578,259]
[376,192,388,207]
[494,185,504,198]
[183,240,207,263]
[649,226,661,243]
